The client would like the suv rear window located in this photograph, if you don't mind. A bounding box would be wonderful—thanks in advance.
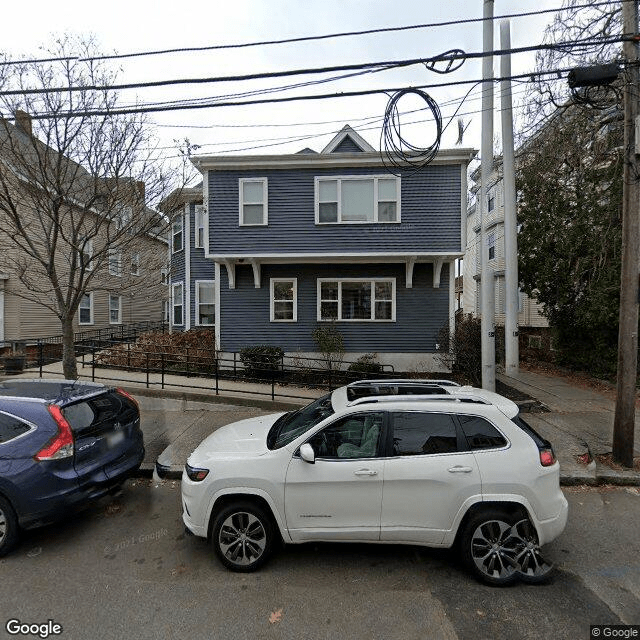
[63,391,138,433]
[459,415,507,450]
[511,414,550,449]
[0,411,32,444]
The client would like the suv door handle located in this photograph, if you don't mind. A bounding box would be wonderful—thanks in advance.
[354,469,378,476]
[448,466,473,473]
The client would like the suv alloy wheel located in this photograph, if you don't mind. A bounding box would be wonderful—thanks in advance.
[211,501,275,572]
[0,495,19,557]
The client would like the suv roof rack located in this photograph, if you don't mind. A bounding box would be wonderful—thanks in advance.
[347,379,460,388]
[348,394,491,407]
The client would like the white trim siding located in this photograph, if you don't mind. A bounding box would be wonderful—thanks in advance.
[316,278,396,322]
[214,262,221,350]
[269,278,297,322]
[239,178,268,226]
[185,203,191,330]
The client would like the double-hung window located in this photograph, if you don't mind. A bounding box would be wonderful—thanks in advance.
[488,231,496,261]
[172,215,184,253]
[131,252,140,276]
[315,176,400,224]
[108,249,122,276]
[172,282,184,326]
[79,293,93,325]
[195,205,206,248]
[239,178,268,226]
[270,278,297,322]
[115,206,132,232]
[195,280,215,326]
[109,294,121,324]
[79,238,93,271]
[318,278,395,321]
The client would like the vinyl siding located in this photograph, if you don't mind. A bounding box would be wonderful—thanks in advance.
[188,202,215,327]
[209,165,462,255]
[219,262,450,353]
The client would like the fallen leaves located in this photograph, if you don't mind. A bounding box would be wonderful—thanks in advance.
[269,609,283,624]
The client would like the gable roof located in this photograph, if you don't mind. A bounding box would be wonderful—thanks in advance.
[321,125,375,154]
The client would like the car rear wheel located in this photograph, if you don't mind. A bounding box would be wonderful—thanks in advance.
[510,518,555,583]
[211,502,275,572]
[461,509,520,586]
[0,495,19,557]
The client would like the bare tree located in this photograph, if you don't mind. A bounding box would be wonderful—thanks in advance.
[0,36,191,379]
[522,0,623,138]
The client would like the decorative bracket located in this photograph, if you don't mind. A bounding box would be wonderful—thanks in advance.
[249,259,261,288]
[405,256,417,289]
[222,260,236,289]
[433,258,444,288]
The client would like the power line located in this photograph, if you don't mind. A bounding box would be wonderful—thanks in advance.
[1,35,626,99]
[20,65,600,120]
[0,1,619,67]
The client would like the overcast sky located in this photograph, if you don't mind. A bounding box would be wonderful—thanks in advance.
[2,0,561,166]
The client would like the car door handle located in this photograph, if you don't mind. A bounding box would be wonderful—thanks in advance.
[448,466,473,473]
[354,469,378,476]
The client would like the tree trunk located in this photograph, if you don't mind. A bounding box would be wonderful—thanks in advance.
[61,317,78,380]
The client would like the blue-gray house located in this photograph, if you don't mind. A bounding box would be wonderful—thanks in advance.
[169,125,474,371]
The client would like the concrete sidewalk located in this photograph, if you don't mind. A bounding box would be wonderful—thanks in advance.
[498,368,640,486]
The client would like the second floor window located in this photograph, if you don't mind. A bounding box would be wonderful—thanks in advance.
[239,178,268,226]
[316,176,400,224]
[195,205,206,248]
[131,253,140,276]
[108,249,122,277]
[488,194,495,212]
[79,238,93,271]
[172,216,184,253]
[488,231,496,260]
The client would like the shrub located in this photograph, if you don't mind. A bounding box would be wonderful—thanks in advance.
[312,324,345,371]
[347,353,383,377]
[239,345,284,379]
[436,314,482,387]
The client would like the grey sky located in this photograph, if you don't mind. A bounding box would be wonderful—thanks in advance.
[2,0,562,160]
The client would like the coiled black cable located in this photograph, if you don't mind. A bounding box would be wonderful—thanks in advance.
[380,88,443,174]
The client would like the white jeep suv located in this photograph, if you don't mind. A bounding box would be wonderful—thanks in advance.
[181,380,568,585]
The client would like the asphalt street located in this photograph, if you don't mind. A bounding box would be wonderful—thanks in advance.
[1,481,639,640]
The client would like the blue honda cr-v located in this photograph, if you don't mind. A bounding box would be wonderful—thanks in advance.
[0,379,144,555]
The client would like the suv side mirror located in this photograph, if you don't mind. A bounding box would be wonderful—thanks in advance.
[299,443,315,464]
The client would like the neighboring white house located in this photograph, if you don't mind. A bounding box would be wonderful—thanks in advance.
[463,160,548,345]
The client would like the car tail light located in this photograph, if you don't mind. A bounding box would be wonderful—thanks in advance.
[539,447,556,467]
[185,463,209,482]
[36,405,74,460]
[116,387,139,409]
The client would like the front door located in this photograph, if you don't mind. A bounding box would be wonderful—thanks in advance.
[285,412,385,542]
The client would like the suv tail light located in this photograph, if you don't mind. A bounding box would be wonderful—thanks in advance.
[116,387,139,409]
[539,447,556,467]
[36,405,74,460]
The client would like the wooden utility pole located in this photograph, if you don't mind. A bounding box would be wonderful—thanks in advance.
[613,0,640,467]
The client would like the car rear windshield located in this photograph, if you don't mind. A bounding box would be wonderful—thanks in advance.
[511,414,551,450]
[267,393,335,450]
[62,390,138,432]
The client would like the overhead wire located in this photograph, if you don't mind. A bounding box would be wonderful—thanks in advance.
[0,1,620,67]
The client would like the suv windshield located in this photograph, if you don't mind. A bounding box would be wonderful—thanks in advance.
[267,393,335,450]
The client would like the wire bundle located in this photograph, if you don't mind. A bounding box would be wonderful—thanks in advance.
[380,88,443,174]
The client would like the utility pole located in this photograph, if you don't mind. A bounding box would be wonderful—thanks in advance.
[613,0,640,468]
[480,0,496,391]
[500,20,519,377]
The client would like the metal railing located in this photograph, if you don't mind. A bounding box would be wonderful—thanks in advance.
[29,337,399,403]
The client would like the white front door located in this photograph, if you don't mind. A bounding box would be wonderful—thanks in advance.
[381,411,481,544]
[284,412,385,542]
